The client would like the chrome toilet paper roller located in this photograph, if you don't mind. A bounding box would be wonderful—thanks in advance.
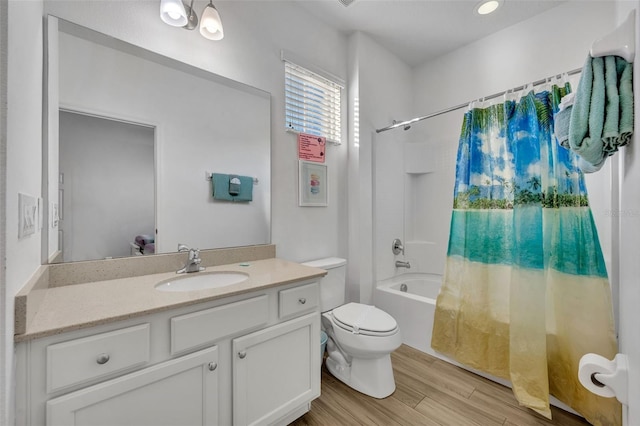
[578,353,629,406]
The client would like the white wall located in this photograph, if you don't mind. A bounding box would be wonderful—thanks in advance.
[346,32,413,304]
[59,112,155,261]
[4,1,45,423]
[4,1,349,423]
[0,0,7,423]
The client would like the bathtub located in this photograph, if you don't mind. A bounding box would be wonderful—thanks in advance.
[373,273,442,357]
[373,272,579,415]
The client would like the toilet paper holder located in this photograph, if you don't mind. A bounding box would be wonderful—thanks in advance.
[578,352,629,406]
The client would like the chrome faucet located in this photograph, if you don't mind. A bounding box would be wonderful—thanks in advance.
[395,260,411,269]
[177,244,205,274]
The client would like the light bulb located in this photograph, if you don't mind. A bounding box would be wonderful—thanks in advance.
[476,0,502,15]
[160,0,188,27]
[199,3,224,40]
[206,22,219,33]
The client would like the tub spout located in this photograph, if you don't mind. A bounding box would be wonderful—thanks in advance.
[395,260,411,269]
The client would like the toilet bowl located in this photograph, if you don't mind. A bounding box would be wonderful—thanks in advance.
[322,303,402,398]
[302,258,401,399]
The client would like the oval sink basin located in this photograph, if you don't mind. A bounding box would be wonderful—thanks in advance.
[155,272,249,292]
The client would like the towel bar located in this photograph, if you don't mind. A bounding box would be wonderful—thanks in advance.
[591,9,636,63]
[206,173,259,184]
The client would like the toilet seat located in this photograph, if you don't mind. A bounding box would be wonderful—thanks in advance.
[331,303,398,337]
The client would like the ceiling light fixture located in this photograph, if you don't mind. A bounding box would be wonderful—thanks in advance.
[475,0,503,15]
[200,1,224,40]
[160,0,224,40]
[160,0,188,27]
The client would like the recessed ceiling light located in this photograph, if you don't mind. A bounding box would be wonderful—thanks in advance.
[475,0,502,15]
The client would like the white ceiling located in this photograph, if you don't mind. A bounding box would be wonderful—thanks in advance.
[295,0,565,67]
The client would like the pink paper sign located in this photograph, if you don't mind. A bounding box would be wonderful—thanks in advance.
[298,133,326,163]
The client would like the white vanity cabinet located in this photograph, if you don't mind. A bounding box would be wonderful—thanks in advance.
[233,312,319,426]
[46,346,219,426]
[15,279,321,426]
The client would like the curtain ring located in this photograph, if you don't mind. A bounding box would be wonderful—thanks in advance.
[503,88,513,103]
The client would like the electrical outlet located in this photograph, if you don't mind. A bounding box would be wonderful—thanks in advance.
[18,193,37,239]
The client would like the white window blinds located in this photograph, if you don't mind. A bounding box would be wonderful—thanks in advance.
[284,60,342,144]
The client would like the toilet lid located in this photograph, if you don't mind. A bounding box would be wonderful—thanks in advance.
[332,303,398,336]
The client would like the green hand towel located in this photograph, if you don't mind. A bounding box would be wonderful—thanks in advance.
[212,173,234,201]
[602,57,634,155]
[569,54,634,171]
[211,173,253,202]
[619,58,634,141]
[554,106,572,149]
[569,56,606,168]
[602,56,620,141]
[233,175,254,202]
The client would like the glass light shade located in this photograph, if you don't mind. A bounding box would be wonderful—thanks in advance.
[160,0,188,27]
[199,4,224,40]
[476,0,502,15]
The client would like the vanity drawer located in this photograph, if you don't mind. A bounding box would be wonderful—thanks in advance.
[47,324,150,393]
[279,282,319,319]
[171,294,269,355]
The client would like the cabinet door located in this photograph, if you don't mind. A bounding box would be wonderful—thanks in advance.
[46,346,219,426]
[233,312,320,426]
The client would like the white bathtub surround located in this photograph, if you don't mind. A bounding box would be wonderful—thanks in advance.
[374,273,441,356]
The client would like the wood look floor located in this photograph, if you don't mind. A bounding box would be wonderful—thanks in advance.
[291,345,591,426]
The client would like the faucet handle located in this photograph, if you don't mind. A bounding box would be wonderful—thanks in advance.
[178,243,190,252]
[392,239,404,255]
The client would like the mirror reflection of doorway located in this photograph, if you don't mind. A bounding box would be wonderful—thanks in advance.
[59,111,155,262]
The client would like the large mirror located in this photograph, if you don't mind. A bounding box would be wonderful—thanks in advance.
[43,16,271,263]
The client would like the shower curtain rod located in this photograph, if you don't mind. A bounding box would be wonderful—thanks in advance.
[375,67,583,134]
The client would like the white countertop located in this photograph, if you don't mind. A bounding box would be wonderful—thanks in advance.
[15,258,326,342]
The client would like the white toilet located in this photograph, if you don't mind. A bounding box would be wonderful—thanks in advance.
[302,257,402,399]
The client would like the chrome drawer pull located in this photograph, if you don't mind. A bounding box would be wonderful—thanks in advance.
[238,351,247,359]
[208,362,217,371]
[299,298,306,304]
[96,353,110,365]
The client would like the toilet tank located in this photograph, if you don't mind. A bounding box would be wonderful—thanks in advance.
[301,257,347,312]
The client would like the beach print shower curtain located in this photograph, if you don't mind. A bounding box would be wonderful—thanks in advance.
[431,85,621,426]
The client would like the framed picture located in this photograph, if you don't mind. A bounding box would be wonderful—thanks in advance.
[299,161,328,207]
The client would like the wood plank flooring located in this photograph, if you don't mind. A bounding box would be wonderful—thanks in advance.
[291,345,591,426]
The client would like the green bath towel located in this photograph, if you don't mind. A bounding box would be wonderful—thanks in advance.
[569,54,634,171]
[603,57,634,154]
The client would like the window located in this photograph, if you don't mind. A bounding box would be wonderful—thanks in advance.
[284,60,343,144]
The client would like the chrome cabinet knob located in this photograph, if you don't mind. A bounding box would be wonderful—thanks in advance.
[299,298,306,304]
[96,353,110,365]
[208,362,217,371]
[238,351,247,359]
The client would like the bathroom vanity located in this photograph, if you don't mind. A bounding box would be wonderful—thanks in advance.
[14,254,325,426]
